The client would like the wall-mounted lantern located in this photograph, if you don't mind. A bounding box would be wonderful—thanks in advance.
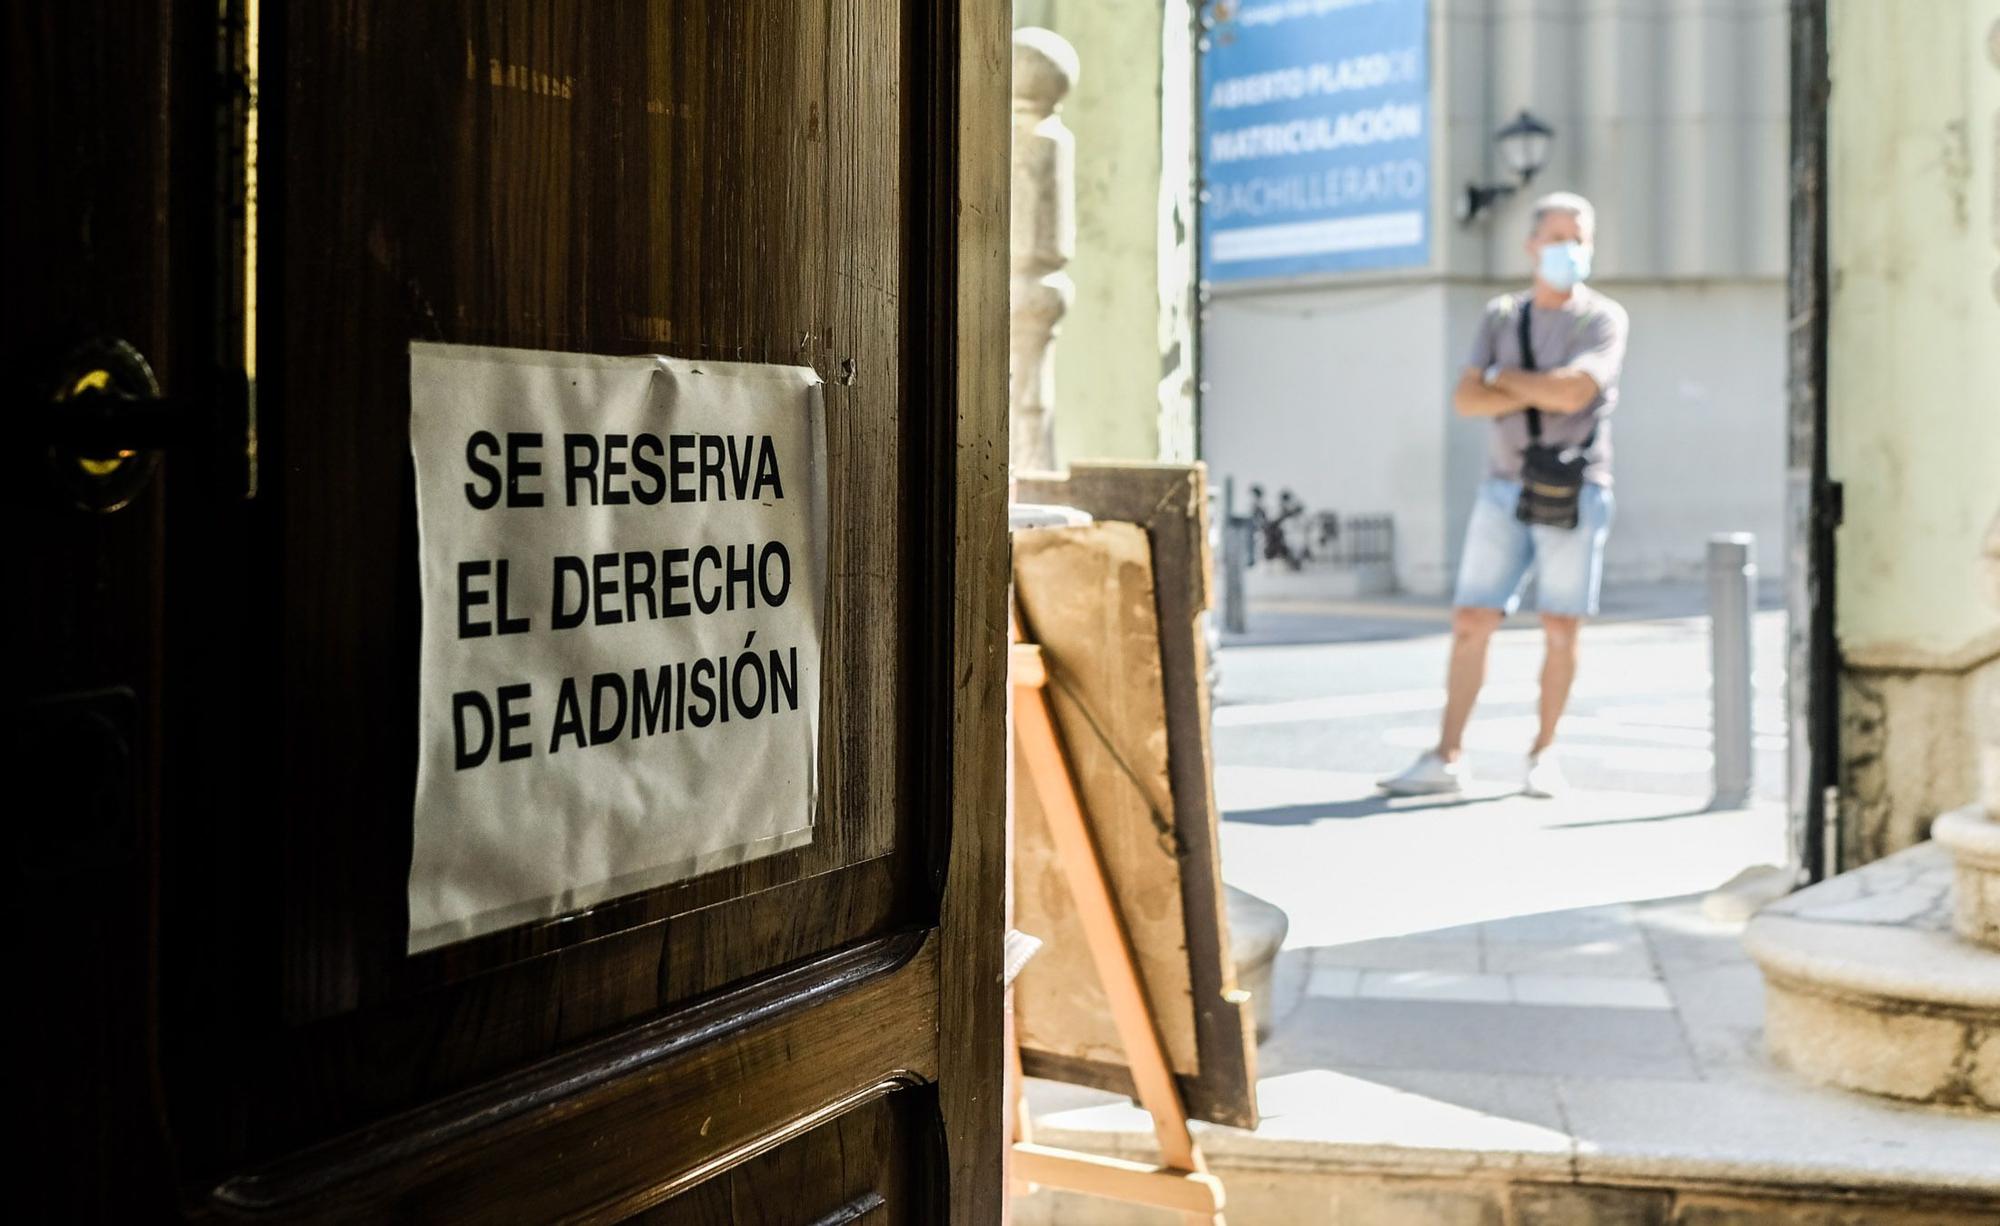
[1457,109,1555,225]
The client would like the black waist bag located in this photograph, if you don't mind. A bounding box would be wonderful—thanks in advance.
[1514,299,1593,530]
[1518,428,1589,529]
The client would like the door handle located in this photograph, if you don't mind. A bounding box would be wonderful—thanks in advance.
[32,392,214,456]
[30,337,221,513]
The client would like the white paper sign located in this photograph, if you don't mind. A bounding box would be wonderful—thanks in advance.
[406,343,826,953]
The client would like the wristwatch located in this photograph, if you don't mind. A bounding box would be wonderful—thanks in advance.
[1482,363,1502,387]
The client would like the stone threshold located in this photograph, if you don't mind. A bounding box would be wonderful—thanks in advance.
[1016,1067,2000,1222]
[1013,871,2000,1220]
[1014,1168,2000,1225]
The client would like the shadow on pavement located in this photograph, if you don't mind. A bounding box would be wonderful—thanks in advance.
[1225,791,1515,824]
[1541,806,1722,830]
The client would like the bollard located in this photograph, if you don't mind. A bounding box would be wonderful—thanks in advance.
[1221,476,1247,634]
[1708,533,1756,809]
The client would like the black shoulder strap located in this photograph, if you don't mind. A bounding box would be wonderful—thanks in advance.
[1516,293,1602,453]
[1516,294,1541,441]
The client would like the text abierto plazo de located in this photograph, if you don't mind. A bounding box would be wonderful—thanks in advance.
[407,344,827,954]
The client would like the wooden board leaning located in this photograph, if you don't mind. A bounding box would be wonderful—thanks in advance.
[1011,462,1258,1130]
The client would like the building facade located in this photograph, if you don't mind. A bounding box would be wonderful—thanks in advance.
[1201,0,1791,597]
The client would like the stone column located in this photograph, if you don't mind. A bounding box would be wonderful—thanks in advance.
[1009,28,1077,473]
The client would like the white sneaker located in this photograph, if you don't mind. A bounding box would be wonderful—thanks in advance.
[1378,751,1468,797]
[1523,751,1566,799]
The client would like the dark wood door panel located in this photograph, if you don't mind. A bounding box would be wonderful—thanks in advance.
[212,934,940,1223]
[233,856,906,1156]
[14,0,1005,1217]
[627,1091,930,1226]
[258,0,914,1024]
[4,1,183,1217]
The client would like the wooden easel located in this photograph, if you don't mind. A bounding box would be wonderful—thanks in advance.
[1007,618,1226,1225]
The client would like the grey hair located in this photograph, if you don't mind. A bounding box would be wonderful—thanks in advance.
[1528,191,1595,243]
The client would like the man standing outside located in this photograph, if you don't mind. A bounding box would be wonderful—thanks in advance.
[1381,192,1629,798]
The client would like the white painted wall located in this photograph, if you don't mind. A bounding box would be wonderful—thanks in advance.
[1202,284,1454,594]
[1595,281,1788,583]
[1210,277,1787,598]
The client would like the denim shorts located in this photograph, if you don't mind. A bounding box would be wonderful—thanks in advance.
[1452,478,1614,617]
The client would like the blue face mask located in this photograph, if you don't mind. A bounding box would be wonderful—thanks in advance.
[1538,241,1592,290]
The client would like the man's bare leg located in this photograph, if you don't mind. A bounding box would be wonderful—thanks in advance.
[1438,607,1504,760]
[1534,613,1582,754]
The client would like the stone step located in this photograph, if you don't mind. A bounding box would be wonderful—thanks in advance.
[1013,1063,2000,1224]
[1935,803,2000,949]
[1744,840,2000,1111]
[1014,880,2000,1223]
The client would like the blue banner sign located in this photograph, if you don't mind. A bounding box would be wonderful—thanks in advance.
[1201,0,1431,281]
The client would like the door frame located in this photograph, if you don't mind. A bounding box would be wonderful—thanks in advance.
[932,0,1013,1216]
[1786,0,1838,885]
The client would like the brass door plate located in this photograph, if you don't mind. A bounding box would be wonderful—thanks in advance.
[47,338,165,513]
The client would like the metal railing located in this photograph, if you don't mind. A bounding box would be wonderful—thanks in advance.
[1217,476,1396,632]
[1307,511,1395,569]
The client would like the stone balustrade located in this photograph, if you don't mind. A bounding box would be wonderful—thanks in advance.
[1008,28,1077,473]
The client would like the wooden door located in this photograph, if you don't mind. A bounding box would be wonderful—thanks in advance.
[6,1,1008,1221]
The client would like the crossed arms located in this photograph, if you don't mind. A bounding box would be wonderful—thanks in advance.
[1452,365,1601,418]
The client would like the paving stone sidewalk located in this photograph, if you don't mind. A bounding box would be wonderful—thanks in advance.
[1020,782,2000,1221]
[1015,593,2000,1223]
